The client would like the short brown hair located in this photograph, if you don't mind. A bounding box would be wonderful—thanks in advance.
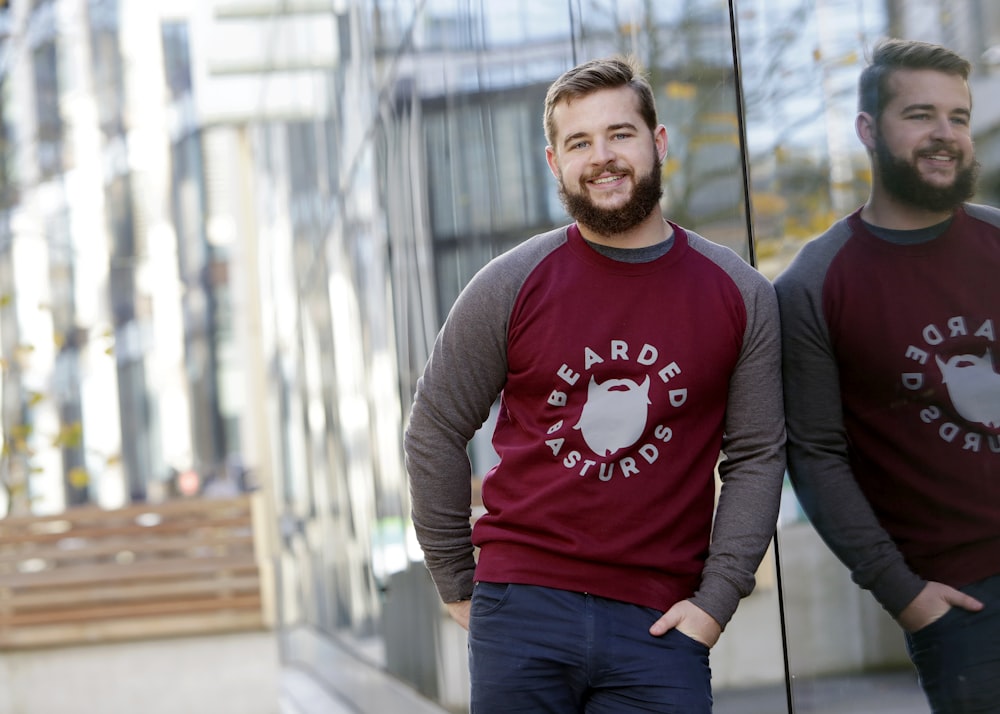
[543,55,658,148]
[859,39,971,119]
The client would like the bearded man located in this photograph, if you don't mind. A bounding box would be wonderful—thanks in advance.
[405,55,785,713]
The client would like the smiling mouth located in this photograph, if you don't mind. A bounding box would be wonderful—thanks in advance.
[587,172,630,189]
[918,142,960,164]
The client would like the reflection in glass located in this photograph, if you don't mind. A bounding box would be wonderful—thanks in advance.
[739,1,924,711]
[743,1,1000,712]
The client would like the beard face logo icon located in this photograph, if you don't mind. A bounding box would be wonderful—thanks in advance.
[573,375,651,457]
[936,350,1000,429]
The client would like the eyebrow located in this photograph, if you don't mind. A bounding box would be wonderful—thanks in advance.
[901,103,971,118]
[561,122,640,148]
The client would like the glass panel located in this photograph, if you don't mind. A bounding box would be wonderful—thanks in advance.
[737,1,920,710]
[740,1,1000,711]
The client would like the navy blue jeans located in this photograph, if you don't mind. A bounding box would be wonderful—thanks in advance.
[468,582,712,713]
[905,575,1000,713]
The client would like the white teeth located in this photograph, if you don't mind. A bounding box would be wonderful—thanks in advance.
[592,176,620,184]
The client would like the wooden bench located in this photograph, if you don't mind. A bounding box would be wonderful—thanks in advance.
[0,494,272,649]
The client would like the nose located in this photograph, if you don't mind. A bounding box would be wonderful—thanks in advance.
[589,137,617,165]
[929,117,957,141]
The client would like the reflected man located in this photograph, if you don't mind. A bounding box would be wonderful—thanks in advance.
[776,39,1000,713]
[404,56,785,712]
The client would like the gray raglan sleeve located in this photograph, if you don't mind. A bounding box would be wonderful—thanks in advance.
[403,267,511,603]
[403,231,561,604]
[686,239,787,628]
[774,232,924,618]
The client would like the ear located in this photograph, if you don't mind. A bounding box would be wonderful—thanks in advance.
[654,124,668,161]
[856,112,877,151]
[545,145,561,180]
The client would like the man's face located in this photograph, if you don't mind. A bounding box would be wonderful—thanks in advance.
[871,68,978,211]
[545,86,667,238]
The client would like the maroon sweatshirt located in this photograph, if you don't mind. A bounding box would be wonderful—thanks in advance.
[405,222,785,627]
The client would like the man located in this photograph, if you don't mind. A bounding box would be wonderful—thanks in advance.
[775,38,1000,713]
[404,55,785,712]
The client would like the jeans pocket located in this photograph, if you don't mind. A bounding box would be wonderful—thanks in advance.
[470,581,512,619]
[667,627,711,653]
[911,605,964,639]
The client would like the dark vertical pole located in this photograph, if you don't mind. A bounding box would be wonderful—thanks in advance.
[727,2,794,711]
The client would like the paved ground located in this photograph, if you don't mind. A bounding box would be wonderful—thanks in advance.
[715,670,929,714]
[280,668,356,714]
[0,631,282,714]
[281,658,930,714]
[0,628,929,714]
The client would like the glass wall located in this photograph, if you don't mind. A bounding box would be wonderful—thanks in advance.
[743,1,1000,713]
[738,1,920,710]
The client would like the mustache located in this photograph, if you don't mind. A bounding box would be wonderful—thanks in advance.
[582,164,632,181]
[917,141,961,158]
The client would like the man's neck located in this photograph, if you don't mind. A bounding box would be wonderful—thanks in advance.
[860,188,957,230]
[577,208,673,249]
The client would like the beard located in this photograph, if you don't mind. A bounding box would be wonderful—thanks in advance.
[875,135,979,213]
[558,157,664,237]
